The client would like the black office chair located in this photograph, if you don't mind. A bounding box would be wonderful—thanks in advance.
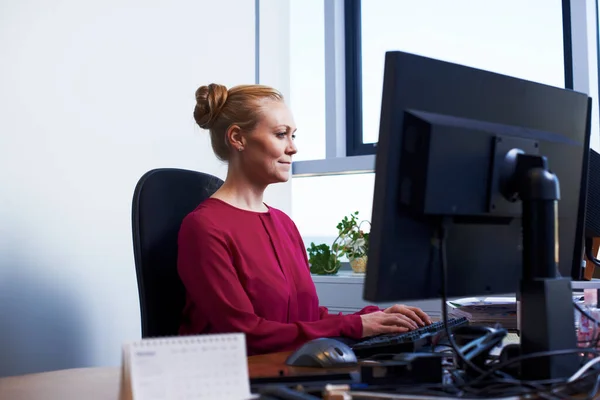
[131,168,224,338]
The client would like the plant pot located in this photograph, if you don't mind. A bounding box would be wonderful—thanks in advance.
[350,256,367,274]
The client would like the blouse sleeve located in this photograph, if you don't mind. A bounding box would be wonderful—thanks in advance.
[319,305,381,319]
[177,216,364,355]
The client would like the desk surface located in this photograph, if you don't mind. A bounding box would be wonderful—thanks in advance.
[0,351,346,400]
[0,366,120,400]
[1,352,594,400]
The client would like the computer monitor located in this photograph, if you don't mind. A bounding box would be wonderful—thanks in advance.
[365,51,591,303]
[364,51,592,380]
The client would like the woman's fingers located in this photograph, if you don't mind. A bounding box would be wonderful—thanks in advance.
[379,324,410,334]
[382,314,418,330]
[383,304,403,314]
[397,314,419,330]
[407,306,433,325]
[401,308,425,326]
[383,304,429,326]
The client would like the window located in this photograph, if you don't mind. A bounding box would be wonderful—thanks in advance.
[292,173,375,252]
[345,0,566,156]
[290,0,599,245]
[289,0,326,161]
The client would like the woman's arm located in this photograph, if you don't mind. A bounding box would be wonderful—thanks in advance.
[319,305,381,320]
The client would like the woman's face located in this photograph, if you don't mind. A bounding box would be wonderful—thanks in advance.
[238,99,297,185]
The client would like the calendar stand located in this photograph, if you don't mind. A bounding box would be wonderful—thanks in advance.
[119,333,251,400]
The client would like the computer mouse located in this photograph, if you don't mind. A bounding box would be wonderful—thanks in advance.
[285,338,358,368]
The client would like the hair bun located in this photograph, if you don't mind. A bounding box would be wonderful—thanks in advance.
[193,83,229,130]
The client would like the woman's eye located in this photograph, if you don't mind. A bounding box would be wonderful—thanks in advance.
[277,132,287,137]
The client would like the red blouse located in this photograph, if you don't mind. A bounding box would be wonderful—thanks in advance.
[177,198,378,355]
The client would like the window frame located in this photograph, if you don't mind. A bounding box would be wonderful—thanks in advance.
[342,0,578,157]
[290,0,595,175]
[344,0,375,156]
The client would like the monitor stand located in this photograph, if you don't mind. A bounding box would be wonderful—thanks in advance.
[505,153,579,380]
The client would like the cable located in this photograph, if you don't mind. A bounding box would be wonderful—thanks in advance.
[436,218,600,396]
[332,235,600,399]
[569,356,600,383]
[437,217,486,377]
[376,217,600,398]
[467,348,599,387]
[344,369,600,399]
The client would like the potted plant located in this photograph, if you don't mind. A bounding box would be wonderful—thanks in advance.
[335,211,370,274]
[307,242,342,275]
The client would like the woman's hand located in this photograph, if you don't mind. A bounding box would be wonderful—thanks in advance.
[360,311,419,338]
[383,304,432,327]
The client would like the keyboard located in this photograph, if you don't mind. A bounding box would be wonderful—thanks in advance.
[351,316,469,358]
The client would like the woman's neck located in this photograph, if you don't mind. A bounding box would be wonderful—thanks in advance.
[211,169,268,212]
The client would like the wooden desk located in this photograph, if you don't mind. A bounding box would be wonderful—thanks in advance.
[1,353,593,399]
[0,352,341,400]
[0,366,121,400]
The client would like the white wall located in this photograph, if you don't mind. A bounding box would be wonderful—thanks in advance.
[0,0,292,377]
[260,0,293,214]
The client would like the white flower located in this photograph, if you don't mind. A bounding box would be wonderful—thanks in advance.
[352,238,366,251]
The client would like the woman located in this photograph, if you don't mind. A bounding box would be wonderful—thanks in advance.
[177,83,432,356]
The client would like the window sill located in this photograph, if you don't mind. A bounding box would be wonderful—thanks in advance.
[311,270,444,316]
[292,154,375,177]
[311,270,366,284]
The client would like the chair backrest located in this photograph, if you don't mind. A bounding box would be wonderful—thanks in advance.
[131,168,223,337]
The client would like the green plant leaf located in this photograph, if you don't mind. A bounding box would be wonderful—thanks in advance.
[307,242,341,275]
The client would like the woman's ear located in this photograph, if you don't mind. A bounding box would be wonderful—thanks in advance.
[226,125,246,152]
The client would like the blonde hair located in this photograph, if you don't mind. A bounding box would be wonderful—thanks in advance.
[193,83,284,161]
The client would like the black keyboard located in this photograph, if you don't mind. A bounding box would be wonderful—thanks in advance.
[351,316,469,358]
